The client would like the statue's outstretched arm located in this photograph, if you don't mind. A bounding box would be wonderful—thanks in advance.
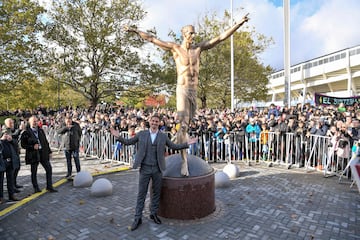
[200,13,249,50]
[125,26,175,51]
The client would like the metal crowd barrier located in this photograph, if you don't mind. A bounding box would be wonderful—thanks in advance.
[44,127,353,178]
[45,128,134,166]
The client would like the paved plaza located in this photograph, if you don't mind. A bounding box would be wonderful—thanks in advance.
[0,152,359,240]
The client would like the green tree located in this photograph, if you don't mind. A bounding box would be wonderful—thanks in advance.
[10,77,42,110]
[41,0,160,109]
[0,0,44,89]
[0,76,87,110]
[117,54,166,106]
[197,11,273,108]
[39,77,88,109]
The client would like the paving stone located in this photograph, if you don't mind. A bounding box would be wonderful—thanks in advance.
[0,152,359,239]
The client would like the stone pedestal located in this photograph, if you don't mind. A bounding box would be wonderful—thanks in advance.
[158,154,215,220]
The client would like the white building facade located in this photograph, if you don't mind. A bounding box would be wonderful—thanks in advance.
[267,45,360,107]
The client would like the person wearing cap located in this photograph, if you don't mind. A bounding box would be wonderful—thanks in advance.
[20,115,57,193]
[0,131,20,203]
[268,103,280,119]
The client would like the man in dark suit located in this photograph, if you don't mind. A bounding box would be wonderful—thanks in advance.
[110,114,197,231]
[20,115,57,193]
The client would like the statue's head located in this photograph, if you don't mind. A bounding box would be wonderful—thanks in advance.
[181,25,195,36]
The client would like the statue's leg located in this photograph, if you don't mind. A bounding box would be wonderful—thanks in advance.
[176,123,189,177]
[176,87,191,177]
[176,112,190,177]
[180,148,189,176]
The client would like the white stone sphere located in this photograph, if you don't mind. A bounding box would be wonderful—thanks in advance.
[215,171,230,188]
[73,171,93,187]
[223,163,240,179]
[91,178,113,197]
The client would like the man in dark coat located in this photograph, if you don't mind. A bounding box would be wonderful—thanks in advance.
[20,115,57,193]
[110,114,197,231]
[3,118,23,189]
[57,116,82,178]
[0,131,19,203]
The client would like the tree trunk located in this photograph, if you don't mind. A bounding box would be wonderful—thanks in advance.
[200,96,207,109]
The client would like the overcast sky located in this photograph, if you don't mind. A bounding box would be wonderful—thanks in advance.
[139,0,360,71]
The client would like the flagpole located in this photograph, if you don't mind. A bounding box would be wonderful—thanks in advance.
[284,0,291,107]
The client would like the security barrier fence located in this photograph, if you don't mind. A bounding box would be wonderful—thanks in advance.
[45,127,356,178]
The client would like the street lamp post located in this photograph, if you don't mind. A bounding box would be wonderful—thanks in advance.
[57,75,60,110]
[230,0,234,112]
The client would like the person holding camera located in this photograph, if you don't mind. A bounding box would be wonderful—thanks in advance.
[20,116,57,193]
[3,118,23,190]
[309,118,328,136]
[57,116,82,178]
[0,131,20,203]
[335,124,351,160]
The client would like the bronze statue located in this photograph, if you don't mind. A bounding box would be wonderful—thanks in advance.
[126,13,249,176]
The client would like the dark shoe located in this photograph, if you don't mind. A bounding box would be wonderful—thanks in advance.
[14,188,21,193]
[65,174,71,178]
[15,184,23,188]
[9,195,20,201]
[47,188,58,193]
[0,198,5,204]
[129,218,142,231]
[150,214,162,224]
[34,187,42,193]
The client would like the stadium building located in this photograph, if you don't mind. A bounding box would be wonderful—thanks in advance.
[265,44,360,107]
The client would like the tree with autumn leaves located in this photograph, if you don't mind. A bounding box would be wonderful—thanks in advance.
[0,0,273,111]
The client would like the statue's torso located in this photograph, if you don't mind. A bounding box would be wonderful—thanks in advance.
[172,45,200,89]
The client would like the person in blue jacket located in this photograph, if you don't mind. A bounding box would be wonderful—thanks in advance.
[246,118,261,160]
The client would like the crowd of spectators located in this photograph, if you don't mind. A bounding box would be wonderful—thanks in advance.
[2,102,359,203]
[1,102,360,163]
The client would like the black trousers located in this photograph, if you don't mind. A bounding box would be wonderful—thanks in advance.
[0,161,15,198]
[64,149,81,175]
[13,165,20,186]
[31,159,53,190]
